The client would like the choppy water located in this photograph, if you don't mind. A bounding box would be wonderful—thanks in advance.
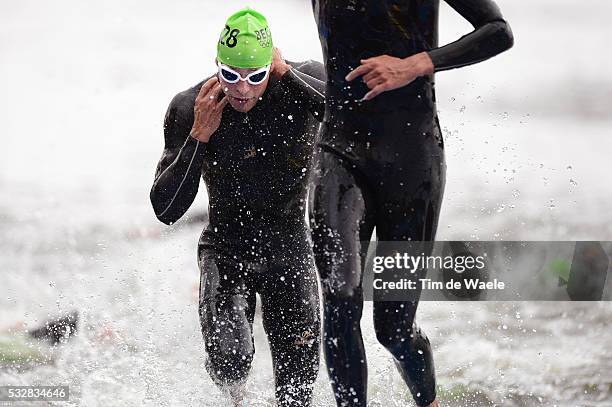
[1,0,611,406]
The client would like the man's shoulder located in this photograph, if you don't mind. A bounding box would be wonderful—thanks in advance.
[288,60,325,80]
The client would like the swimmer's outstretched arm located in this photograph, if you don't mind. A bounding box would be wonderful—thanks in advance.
[428,0,514,71]
[150,78,226,225]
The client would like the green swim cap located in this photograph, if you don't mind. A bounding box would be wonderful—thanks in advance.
[217,7,273,69]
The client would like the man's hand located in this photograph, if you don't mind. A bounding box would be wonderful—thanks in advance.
[345,51,434,101]
[190,77,228,143]
[271,47,291,80]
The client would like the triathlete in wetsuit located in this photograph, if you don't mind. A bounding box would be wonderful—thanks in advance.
[309,1,513,406]
[150,9,326,406]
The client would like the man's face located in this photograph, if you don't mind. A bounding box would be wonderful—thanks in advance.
[217,62,270,113]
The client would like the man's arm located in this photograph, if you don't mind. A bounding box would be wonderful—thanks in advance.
[428,0,513,72]
[286,60,326,122]
[345,0,513,100]
[150,92,206,225]
[150,78,228,225]
[274,57,326,122]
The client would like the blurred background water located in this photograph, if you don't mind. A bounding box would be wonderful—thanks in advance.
[1,0,611,405]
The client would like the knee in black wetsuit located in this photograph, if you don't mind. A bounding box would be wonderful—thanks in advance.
[199,251,257,387]
[373,304,436,406]
[261,259,321,405]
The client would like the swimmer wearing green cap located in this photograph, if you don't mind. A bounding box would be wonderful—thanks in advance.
[150,7,326,406]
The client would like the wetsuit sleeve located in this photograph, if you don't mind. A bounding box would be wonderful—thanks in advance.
[427,0,514,72]
[150,93,206,225]
[282,61,326,122]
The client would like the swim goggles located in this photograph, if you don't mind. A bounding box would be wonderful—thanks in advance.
[217,63,271,85]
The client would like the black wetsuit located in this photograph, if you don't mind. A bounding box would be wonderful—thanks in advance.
[309,1,513,406]
[150,61,326,406]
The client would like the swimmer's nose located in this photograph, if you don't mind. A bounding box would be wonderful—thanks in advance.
[237,80,251,96]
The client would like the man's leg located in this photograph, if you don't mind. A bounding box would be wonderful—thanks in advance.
[259,253,320,406]
[373,159,446,407]
[198,247,257,405]
[309,150,376,406]
[373,297,436,406]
